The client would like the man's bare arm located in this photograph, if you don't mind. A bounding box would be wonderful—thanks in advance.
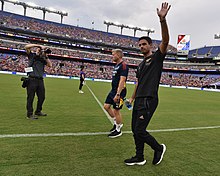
[157,2,171,54]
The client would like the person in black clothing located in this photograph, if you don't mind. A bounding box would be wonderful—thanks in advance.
[104,49,129,138]
[124,2,171,166]
[24,44,52,120]
[79,66,85,94]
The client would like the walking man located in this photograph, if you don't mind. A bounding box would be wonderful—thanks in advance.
[124,2,171,165]
[104,49,129,138]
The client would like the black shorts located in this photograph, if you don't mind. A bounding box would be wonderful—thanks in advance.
[105,89,127,109]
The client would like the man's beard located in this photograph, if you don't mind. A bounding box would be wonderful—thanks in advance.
[141,49,149,55]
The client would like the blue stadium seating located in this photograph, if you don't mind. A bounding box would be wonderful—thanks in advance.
[188,46,220,59]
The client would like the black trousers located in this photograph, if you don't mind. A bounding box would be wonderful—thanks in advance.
[132,97,162,158]
[79,79,84,90]
[26,78,45,116]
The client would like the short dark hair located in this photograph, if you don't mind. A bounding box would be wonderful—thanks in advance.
[139,36,152,45]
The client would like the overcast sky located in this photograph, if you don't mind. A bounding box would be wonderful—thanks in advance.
[3,0,220,49]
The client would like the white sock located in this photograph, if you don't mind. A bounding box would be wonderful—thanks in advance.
[113,118,116,125]
[116,123,122,132]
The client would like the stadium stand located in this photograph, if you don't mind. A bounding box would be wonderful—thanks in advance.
[0,11,219,89]
[0,11,177,53]
[1,52,220,88]
[188,46,220,59]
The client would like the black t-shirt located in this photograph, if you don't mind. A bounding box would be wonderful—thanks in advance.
[111,61,129,92]
[135,49,166,98]
[27,52,47,78]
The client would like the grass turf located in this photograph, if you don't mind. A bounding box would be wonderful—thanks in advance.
[0,73,219,176]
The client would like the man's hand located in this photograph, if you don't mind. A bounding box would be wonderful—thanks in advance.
[157,2,171,20]
[113,94,120,103]
[128,98,134,104]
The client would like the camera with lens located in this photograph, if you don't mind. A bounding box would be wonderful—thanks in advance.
[21,77,29,88]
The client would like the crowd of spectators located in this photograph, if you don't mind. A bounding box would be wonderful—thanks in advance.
[0,39,142,65]
[0,11,219,88]
[1,53,219,88]
[0,54,137,81]
[161,72,220,88]
[1,39,219,71]
[163,63,220,71]
[0,11,177,53]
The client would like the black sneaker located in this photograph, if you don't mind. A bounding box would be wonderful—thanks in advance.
[124,156,146,166]
[108,130,122,138]
[110,124,116,132]
[35,112,47,116]
[27,115,38,120]
[110,123,123,132]
[152,144,166,165]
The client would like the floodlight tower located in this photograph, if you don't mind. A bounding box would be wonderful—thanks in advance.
[21,3,27,16]
[119,24,124,35]
[59,11,68,24]
[1,0,68,23]
[113,22,124,35]
[40,8,46,20]
[145,28,155,37]
[1,0,4,11]
[104,20,113,33]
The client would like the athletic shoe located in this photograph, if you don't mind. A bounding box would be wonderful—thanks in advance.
[108,130,122,138]
[27,115,38,120]
[124,156,146,166]
[35,112,47,116]
[152,144,166,165]
[79,90,84,94]
[119,123,123,130]
[110,123,123,132]
[110,124,116,132]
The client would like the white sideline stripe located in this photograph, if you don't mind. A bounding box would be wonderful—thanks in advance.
[0,126,219,139]
[85,84,114,124]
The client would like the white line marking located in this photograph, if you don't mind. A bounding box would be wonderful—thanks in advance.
[85,84,114,124]
[0,126,219,139]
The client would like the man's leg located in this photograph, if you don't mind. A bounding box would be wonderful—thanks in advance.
[113,109,123,132]
[26,79,38,119]
[79,80,83,90]
[135,98,166,165]
[107,108,123,138]
[79,79,84,93]
[124,109,146,165]
[104,103,115,118]
[26,79,36,117]
[35,80,46,116]
[104,103,117,131]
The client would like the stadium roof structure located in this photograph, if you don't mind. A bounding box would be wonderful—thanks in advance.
[0,0,68,23]
[104,20,155,37]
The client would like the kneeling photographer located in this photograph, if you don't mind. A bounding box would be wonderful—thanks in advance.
[24,44,52,120]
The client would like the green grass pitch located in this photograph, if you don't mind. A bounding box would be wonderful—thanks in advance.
[0,73,219,176]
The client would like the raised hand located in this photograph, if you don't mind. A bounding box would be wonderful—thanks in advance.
[157,2,171,19]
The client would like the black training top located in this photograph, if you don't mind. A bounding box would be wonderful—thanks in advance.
[135,49,166,98]
[111,61,129,92]
[27,52,47,78]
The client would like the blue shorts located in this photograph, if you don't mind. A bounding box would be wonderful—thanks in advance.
[105,88,127,109]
